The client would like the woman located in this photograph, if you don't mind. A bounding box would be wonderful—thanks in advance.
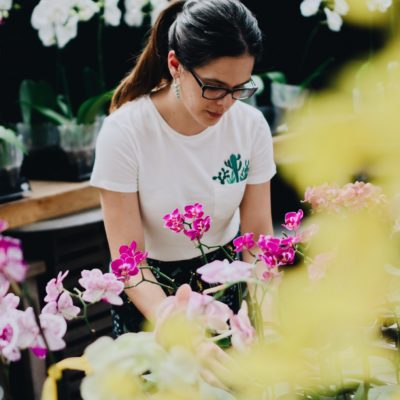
[90,0,276,337]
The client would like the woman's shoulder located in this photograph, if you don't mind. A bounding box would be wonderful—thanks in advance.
[106,95,150,126]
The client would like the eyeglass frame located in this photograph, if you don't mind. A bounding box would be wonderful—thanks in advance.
[189,69,258,100]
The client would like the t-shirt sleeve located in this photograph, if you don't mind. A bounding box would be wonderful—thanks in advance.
[246,115,277,184]
[90,116,139,192]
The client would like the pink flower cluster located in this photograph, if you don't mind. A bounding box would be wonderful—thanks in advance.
[163,203,211,241]
[111,241,147,282]
[231,210,306,280]
[0,282,67,362]
[258,235,296,269]
[0,234,28,294]
[304,182,386,213]
[42,271,80,321]
[157,284,255,350]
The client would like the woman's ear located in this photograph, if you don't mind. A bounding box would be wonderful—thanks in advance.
[167,50,181,78]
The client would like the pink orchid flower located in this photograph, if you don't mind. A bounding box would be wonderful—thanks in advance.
[79,269,124,306]
[42,292,80,321]
[233,233,255,253]
[184,216,211,241]
[230,301,255,351]
[196,259,253,284]
[282,209,304,231]
[111,254,140,282]
[0,235,27,284]
[15,308,67,359]
[184,203,204,219]
[258,235,296,268]
[163,208,185,233]
[44,270,69,303]
[0,291,20,315]
[111,241,147,282]
[156,284,232,332]
[0,317,21,362]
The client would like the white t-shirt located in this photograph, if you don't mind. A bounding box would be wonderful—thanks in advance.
[90,95,276,261]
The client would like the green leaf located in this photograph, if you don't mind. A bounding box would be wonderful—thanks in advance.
[28,104,71,126]
[0,126,26,154]
[18,80,59,124]
[300,57,335,89]
[76,90,113,125]
[56,94,71,117]
[264,71,287,84]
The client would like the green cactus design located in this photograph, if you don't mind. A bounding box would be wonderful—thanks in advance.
[224,154,242,183]
[212,168,231,185]
[213,154,250,185]
[240,160,249,181]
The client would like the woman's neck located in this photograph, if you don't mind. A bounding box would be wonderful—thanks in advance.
[150,86,206,136]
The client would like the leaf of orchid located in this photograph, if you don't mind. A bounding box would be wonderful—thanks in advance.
[0,127,26,154]
[76,90,113,124]
[265,71,287,84]
[27,103,71,126]
[300,57,334,89]
[19,79,59,123]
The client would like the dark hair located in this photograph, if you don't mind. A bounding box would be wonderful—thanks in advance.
[110,0,263,111]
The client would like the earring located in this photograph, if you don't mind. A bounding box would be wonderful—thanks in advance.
[172,78,181,100]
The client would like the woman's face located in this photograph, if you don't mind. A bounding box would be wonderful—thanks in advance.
[172,53,255,129]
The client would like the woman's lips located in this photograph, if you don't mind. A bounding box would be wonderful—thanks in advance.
[206,111,223,119]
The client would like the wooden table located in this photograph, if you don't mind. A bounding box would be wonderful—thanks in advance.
[0,180,100,229]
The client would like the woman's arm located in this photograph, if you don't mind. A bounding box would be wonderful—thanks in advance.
[240,181,274,265]
[100,189,167,321]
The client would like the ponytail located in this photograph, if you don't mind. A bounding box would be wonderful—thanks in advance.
[110,0,184,112]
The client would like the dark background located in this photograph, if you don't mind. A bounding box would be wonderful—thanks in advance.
[0,0,387,124]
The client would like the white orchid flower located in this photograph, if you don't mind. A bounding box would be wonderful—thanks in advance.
[0,0,12,12]
[72,0,100,21]
[324,7,343,31]
[54,14,79,48]
[124,0,147,26]
[300,0,322,17]
[31,0,99,48]
[367,0,392,12]
[104,0,122,26]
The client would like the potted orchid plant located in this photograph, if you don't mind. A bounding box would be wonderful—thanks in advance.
[0,126,28,203]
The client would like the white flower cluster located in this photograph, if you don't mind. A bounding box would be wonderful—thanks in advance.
[0,0,13,23]
[300,0,393,31]
[124,0,169,27]
[30,0,170,48]
[31,0,100,48]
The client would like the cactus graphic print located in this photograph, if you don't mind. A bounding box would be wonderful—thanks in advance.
[213,153,250,184]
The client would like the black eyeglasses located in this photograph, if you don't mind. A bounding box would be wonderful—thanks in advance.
[190,70,258,100]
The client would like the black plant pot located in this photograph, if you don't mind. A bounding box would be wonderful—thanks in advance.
[21,145,94,182]
[0,167,29,203]
[18,119,102,182]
